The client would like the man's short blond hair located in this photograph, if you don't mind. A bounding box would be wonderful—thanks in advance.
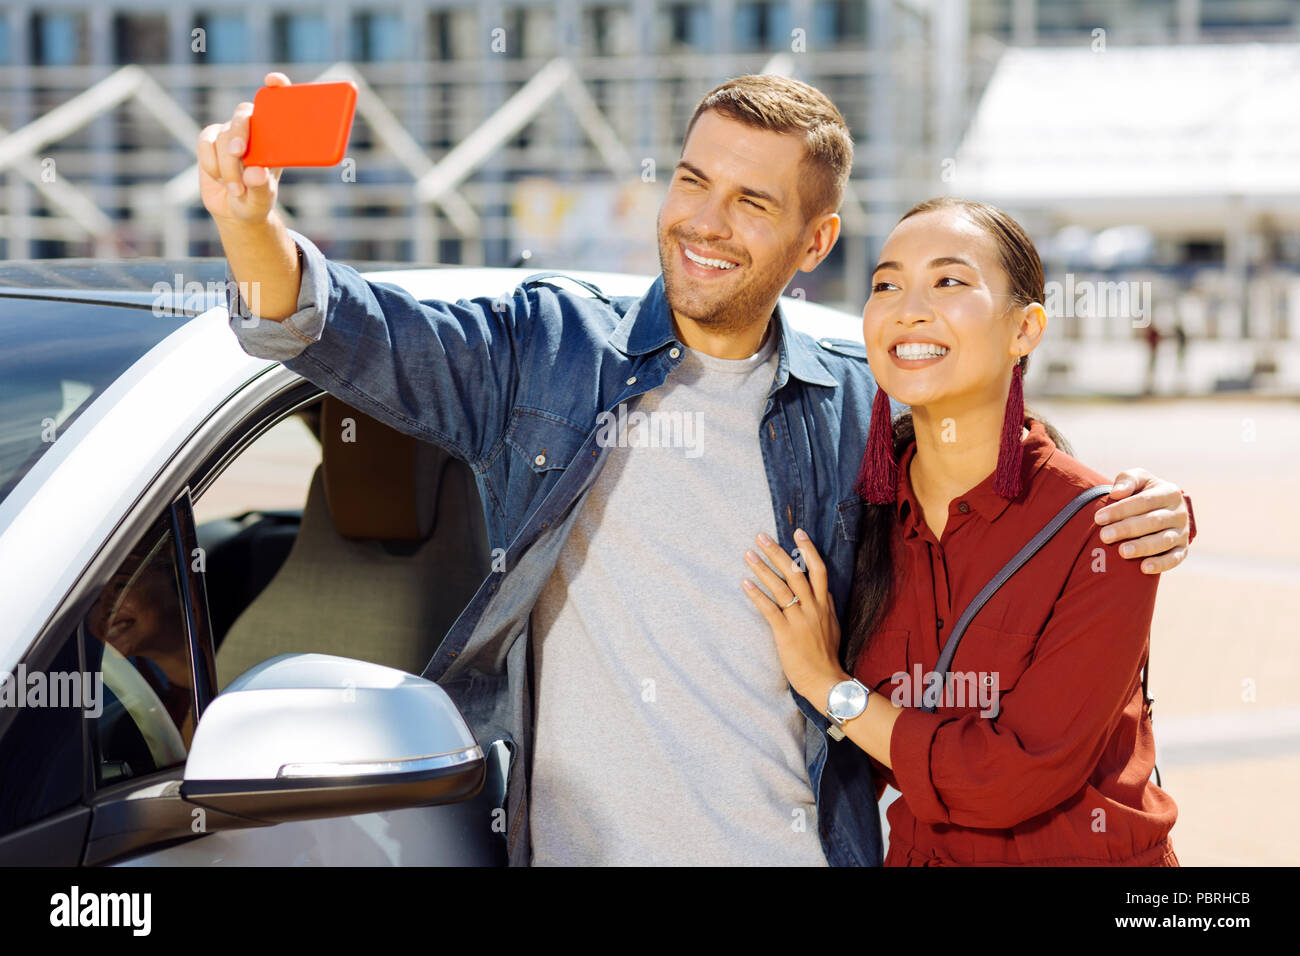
[682,74,854,222]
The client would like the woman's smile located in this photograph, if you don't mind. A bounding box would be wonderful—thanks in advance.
[889,337,952,369]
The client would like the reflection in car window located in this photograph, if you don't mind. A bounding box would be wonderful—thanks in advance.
[84,517,195,786]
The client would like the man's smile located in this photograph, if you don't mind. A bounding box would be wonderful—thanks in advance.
[679,241,741,277]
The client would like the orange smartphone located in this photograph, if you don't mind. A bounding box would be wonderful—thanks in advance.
[242,80,358,168]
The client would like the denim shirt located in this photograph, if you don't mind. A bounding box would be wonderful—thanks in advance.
[225,229,891,867]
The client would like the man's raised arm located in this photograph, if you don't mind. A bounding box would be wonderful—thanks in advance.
[194,72,535,466]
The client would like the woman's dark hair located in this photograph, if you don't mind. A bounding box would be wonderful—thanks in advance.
[841,197,1070,672]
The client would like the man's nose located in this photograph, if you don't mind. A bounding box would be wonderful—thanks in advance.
[685,193,731,239]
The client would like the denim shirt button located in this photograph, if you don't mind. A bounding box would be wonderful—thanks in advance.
[626,376,637,385]
[669,347,680,359]
[534,453,546,466]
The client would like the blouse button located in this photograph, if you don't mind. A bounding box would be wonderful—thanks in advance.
[957,501,970,514]
[936,618,944,629]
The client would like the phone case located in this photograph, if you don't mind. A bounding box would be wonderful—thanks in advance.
[243,81,358,168]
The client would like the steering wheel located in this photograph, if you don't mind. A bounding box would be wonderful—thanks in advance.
[98,642,188,769]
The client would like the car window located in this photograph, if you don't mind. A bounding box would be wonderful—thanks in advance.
[83,514,196,787]
[0,298,188,506]
[192,408,321,525]
[0,626,85,837]
[192,406,321,648]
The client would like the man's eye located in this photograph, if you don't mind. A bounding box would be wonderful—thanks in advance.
[741,198,763,210]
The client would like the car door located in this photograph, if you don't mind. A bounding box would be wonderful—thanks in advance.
[112,382,505,865]
[1,370,505,865]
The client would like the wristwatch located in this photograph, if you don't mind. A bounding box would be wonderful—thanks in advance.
[825,678,870,741]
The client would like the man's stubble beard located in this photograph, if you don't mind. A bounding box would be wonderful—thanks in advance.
[658,226,804,338]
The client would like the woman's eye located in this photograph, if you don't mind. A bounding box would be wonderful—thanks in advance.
[871,281,898,293]
[936,276,966,288]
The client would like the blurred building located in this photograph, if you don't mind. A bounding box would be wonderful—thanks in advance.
[0,0,1296,392]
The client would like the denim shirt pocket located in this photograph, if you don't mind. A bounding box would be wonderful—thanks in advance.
[504,406,590,473]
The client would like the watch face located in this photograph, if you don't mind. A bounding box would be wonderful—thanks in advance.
[828,680,868,721]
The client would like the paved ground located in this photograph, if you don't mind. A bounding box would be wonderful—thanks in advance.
[1025,396,1300,866]
[201,397,1300,866]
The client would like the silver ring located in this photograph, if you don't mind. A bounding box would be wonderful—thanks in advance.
[781,596,801,609]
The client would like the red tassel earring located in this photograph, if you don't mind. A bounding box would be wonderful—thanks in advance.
[856,386,898,504]
[994,360,1026,499]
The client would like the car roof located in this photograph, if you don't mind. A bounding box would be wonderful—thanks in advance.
[0,258,864,338]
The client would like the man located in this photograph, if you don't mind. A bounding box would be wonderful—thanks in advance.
[198,72,1194,866]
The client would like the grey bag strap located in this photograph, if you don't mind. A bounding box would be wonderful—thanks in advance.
[920,485,1113,714]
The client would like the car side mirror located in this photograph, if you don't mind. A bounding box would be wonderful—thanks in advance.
[181,653,483,825]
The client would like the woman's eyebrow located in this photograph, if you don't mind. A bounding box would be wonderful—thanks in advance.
[872,255,975,276]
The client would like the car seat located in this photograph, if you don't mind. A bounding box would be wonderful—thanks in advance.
[214,396,491,689]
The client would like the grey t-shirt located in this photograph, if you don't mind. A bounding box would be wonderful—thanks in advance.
[528,330,828,866]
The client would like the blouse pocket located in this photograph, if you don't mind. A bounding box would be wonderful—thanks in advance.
[947,622,1039,704]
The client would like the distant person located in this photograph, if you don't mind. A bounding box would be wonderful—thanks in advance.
[197,72,1195,865]
[1143,322,1161,395]
[745,198,1177,865]
[1174,320,1189,393]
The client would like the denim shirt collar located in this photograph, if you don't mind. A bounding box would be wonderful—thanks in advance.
[610,274,839,390]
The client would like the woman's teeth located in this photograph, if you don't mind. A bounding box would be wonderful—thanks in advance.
[684,247,737,270]
[893,342,949,360]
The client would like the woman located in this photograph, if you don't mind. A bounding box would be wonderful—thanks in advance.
[741,197,1178,866]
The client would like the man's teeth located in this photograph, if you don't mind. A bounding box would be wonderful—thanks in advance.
[894,342,950,360]
[684,247,737,270]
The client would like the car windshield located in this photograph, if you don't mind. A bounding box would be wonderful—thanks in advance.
[0,297,190,505]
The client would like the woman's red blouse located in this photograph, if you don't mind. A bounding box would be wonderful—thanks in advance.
[853,420,1178,866]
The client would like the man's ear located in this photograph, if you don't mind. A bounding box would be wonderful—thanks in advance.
[1012,301,1048,357]
[797,212,841,273]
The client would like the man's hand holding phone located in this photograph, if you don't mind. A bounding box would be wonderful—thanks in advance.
[197,71,291,226]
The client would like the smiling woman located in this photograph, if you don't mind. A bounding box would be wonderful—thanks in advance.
[743,196,1181,867]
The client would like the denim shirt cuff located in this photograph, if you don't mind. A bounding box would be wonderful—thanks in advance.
[226,228,330,360]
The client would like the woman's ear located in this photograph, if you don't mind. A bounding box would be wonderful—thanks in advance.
[1011,301,1048,357]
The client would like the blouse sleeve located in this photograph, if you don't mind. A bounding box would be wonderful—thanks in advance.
[886,517,1160,829]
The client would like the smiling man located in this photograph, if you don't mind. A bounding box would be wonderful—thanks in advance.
[200,72,1194,866]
